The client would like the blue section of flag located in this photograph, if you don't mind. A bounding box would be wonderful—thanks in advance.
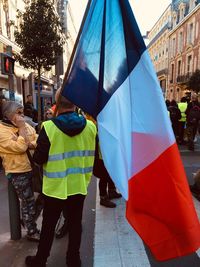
[62,0,146,118]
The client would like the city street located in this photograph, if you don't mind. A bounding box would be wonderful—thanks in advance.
[0,143,200,267]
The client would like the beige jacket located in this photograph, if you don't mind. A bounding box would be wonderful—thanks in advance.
[0,121,38,174]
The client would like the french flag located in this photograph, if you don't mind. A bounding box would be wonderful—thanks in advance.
[62,0,200,260]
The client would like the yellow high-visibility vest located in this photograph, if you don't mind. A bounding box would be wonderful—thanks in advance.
[42,119,96,199]
[178,102,187,122]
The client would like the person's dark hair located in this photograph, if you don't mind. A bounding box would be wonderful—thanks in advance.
[32,109,38,123]
[170,99,178,107]
[181,97,187,103]
[24,108,33,118]
[165,99,170,108]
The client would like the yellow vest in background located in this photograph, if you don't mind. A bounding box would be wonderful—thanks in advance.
[178,102,187,122]
[42,120,96,199]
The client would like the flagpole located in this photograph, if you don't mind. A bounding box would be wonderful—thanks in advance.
[54,0,92,115]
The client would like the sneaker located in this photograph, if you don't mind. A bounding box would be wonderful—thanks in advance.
[55,221,68,239]
[108,190,122,199]
[100,196,116,208]
[25,256,46,267]
[26,231,40,242]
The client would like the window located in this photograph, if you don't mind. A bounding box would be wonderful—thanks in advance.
[172,38,176,57]
[177,60,182,76]
[178,31,183,52]
[188,23,194,44]
[171,64,175,82]
[180,8,184,20]
[189,0,196,11]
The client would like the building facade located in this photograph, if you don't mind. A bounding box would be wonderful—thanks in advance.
[168,0,200,100]
[147,5,172,98]
[147,0,200,101]
[0,0,77,116]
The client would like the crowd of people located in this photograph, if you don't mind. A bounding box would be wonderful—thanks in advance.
[0,89,200,267]
[166,94,200,151]
[0,90,121,267]
[1,91,200,266]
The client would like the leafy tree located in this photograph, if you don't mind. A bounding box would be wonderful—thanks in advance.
[187,69,200,94]
[14,0,64,121]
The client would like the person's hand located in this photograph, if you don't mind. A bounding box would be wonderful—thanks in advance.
[11,134,17,141]
[28,143,35,149]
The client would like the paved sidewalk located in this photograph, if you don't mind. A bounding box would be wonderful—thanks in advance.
[94,191,150,267]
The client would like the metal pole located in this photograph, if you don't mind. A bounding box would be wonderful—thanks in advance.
[8,180,21,240]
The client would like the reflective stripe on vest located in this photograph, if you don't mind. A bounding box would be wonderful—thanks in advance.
[48,150,95,161]
[43,166,93,178]
[42,119,96,199]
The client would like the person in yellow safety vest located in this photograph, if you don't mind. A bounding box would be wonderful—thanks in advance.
[178,97,188,145]
[25,88,97,267]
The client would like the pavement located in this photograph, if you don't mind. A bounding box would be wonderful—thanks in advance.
[1,140,200,267]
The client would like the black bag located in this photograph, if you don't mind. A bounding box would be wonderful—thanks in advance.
[26,150,43,193]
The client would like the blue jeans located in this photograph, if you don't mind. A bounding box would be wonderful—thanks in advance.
[10,171,37,235]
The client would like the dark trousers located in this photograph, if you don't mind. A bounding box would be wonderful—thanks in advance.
[99,174,116,196]
[171,121,179,138]
[36,194,85,263]
[187,123,198,146]
[178,121,186,143]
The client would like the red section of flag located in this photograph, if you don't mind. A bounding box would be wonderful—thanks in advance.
[126,143,200,261]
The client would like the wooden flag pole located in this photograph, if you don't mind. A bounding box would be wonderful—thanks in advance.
[54,0,92,116]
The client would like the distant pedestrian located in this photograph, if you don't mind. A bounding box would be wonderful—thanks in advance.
[168,100,181,140]
[0,101,39,241]
[24,108,38,129]
[44,108,54,121]
[24,95,34,111]
[25,89,97,267]
[186,94,200,150]
[165,99,170,109]
[177,97,187,144]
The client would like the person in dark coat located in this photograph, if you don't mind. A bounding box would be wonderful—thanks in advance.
[185,94,200,150]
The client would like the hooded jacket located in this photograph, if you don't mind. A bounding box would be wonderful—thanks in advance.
[33,112,95,165]
[0,120,37,174]
[33,112,97,199]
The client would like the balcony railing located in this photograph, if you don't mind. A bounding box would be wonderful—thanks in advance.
[176,72,192,83]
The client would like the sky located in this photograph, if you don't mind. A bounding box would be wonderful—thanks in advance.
[69,0,171,36]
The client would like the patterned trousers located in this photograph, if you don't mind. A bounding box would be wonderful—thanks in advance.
[10,171,37,235]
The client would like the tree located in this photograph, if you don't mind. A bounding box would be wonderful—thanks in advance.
[14,0,64,121]
[187,69,200,94]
